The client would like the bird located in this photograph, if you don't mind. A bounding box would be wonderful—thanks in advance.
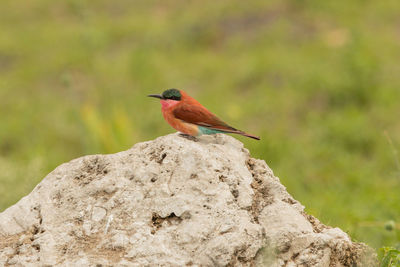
[148,88,260,140]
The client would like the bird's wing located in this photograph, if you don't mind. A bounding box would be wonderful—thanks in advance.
[172,104,237,132]
[173,103,261,140]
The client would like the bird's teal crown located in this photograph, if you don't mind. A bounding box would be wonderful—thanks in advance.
[162,88,181,101]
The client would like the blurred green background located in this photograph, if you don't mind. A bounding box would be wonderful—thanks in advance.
[0,0,399,250]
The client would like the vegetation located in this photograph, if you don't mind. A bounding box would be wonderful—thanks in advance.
[0,0,399,256]
[379,247,400,267]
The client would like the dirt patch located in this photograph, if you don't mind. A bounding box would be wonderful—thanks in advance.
[0,225,41,264]
[246,158,274,223]
[65,231,126,264]
[150,212,183,234]
[282,197,297,205]
[226,245,254,267]
[90,189,118,202]
[74,156,109,186]
[149,145,168,164]
[301,212,329,233]
[329,242,377,267]
[1,205,46,261]
[0,230,30,251]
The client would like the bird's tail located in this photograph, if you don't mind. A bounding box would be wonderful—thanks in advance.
[237,131,260,140]
[202,125,260,140]
[220,128,260,140]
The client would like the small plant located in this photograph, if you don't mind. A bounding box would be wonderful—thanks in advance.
[379,247,400,267]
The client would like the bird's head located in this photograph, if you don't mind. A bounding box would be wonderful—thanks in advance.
[148,88,182,101]
[148,88,182,109]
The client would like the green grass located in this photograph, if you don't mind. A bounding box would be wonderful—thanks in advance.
[0,0,399,252]
[379,246,400,267]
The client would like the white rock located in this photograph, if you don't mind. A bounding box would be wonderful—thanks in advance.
[0,133,376,266]
[92,206,107,222]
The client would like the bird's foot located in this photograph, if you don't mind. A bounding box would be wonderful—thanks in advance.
[178,133,198,142]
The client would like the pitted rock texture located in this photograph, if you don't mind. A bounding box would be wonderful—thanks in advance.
[0,133,376,266]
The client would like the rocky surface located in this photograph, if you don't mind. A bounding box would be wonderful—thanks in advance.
[0,133,376,266]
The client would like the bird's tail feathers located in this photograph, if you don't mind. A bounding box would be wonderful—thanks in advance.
[238,131,260,140]
[216,128,260,140]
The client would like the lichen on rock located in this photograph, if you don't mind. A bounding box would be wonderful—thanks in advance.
[0,133,376,266]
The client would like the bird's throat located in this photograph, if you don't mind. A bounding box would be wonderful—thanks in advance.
[160,99,180,110]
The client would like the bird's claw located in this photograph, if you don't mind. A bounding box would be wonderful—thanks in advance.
[178,133,198,142]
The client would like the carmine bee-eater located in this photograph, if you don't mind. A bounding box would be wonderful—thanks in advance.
[148,88,260,140]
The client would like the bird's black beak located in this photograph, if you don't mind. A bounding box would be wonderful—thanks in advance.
[148,94,164,99]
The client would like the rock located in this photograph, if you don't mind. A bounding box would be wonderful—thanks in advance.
[0,133,376,266]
